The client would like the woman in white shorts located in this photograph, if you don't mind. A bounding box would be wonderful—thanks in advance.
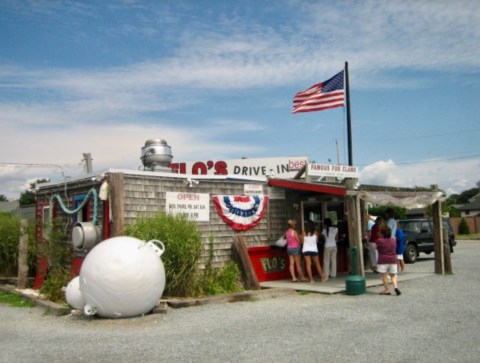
[302,222,326,283]
[376,226,401,296]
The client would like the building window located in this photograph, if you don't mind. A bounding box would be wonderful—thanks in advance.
[74,194,90,223]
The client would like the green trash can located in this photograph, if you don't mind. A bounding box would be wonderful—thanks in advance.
[345,246,366,295]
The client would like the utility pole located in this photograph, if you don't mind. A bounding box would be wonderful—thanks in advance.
[83,153,93,173]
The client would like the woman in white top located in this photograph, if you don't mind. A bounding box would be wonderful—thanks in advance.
[302,222,326,283]
[322,218,338,280]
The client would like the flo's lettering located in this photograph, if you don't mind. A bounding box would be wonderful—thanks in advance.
[260,257,286,273]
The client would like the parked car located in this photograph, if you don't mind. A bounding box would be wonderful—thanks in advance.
[398,219,457,263]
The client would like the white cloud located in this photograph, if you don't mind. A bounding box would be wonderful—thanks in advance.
[360,158,480,195]
[0,119,265,199]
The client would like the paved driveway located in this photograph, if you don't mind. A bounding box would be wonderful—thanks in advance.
[1,240,479,363]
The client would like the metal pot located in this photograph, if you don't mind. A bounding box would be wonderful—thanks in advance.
[72,222,101,251]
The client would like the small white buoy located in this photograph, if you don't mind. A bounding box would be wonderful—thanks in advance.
[65,276,85,310]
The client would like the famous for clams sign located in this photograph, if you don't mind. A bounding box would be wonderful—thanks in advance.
[307,163,359,179]
[170,156,308,178]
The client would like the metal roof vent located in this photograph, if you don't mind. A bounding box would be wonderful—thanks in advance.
[140,139,173,172]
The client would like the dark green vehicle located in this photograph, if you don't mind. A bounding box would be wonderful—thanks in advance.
[399,219,457,263]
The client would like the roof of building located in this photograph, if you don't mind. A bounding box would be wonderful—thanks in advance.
[467,192,480,203]
[457,198,480,211]
[266,178,346,196]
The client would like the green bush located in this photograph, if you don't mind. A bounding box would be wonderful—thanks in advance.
[458,218,470,235]
[126,213,203,297]
[0,213,36,278]
[0,213,21,276]
[40,266,72,303]
[198,236,243,296]
[126,214,244,297]
[38,221,73,302]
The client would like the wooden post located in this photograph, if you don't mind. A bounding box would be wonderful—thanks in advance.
[344,179,364,276]
[443,227,453,274]
[232,234,260,290]
[17,219,29,289]
[109,173,125,237]
[432,199,444,274]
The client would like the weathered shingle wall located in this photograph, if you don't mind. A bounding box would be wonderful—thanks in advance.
[35,172,290,268]
[122,174,287,267]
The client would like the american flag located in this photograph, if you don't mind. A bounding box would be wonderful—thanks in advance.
[292,70,345,114]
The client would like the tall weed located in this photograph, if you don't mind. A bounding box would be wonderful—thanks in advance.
[126,214,244,297]
[37,220,73,302]
[199,235,243,296]
[0,213,21,276]
[126,213,203,297]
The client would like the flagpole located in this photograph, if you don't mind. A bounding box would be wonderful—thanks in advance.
[345,61,353,166]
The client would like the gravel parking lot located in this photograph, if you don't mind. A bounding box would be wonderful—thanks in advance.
[1,240,479,363]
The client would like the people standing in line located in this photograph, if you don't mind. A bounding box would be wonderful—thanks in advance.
[365,213,375,236]
[376,226,401,296]
[302,222,327,283]
[395,220,406,273]
[368,217,383,273]
[322,218,338,280]
[386,208,397,238]
[285,219,308,282]
[363,213,375,269]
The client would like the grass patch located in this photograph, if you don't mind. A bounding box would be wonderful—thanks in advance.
[457,234,480,240]
[0,291,35,308]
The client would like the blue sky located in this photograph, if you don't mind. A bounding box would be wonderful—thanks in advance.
[1,0,479,199]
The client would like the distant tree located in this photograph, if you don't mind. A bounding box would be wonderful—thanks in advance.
[19,191,35,206]
[448,205,461,218]
[457,188,480,204]
[19,178,49,206]
[368,206,407,220]
[424,201,450,217]
[0,194,7,202]
[446,193,460,205]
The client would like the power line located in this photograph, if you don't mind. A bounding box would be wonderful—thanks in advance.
[0,162,82,168]
[0,162,83,179]
[357,127,480,142]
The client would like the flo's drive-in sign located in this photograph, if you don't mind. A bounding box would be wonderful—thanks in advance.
[170,156,308,178]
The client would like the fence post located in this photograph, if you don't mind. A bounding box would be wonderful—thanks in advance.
[443,227,453,274]
[17,219,29,289]
[432,200,444,274]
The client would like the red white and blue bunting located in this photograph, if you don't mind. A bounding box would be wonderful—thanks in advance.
[213,195,269,231]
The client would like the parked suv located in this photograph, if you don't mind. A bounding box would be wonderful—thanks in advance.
[399,219,457,263]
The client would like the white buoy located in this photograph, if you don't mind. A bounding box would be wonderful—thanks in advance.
[78,236,166,318]
[65,276,85,310]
